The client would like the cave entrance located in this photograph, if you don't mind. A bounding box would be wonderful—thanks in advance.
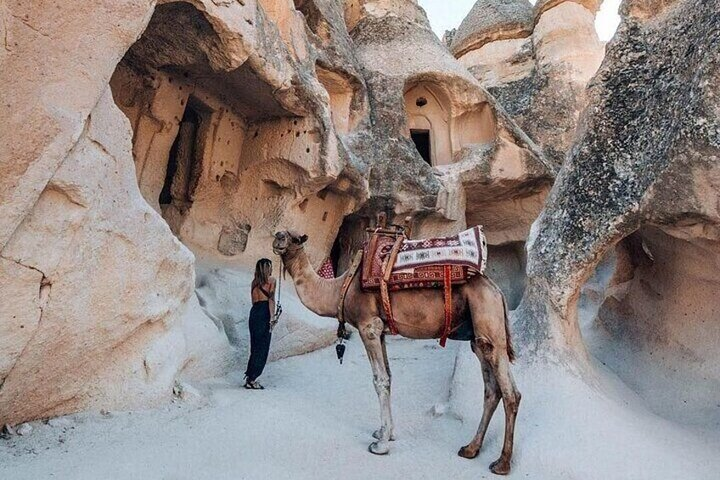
[485,242,527,310]
[411,129,432,165]
[159,99,208,207]
[330,214,368,275]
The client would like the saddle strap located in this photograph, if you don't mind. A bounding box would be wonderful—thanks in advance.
[338,250,364,324]
[380,236,404,335]
[362,232,380,282]
[440,265,453,347]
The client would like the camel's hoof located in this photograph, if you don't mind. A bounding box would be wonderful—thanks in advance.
[458,445,479,459]
[368,441,390,455]
[372,429,396,441]
[489,458,511,476]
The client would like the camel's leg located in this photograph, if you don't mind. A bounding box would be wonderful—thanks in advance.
[478,337,521,476]
[458,342,501,459]
[359,317,393,455]
[372,333,396,441]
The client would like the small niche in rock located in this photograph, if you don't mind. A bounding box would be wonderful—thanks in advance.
[316,65,356,134]
[217,222,252,256]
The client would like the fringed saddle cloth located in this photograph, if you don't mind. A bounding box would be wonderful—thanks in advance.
[360,226,488,346]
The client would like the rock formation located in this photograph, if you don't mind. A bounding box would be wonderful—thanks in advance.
[3,0,715,447]
[0,0,554,424]
[451,0,605,166]
[336,0,554,306]
[516,0,720,428]
[0,0,357,425]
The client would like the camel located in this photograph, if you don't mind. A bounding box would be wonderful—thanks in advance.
[272,230,521,476]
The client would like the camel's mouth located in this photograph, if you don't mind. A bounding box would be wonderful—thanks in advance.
[272,235,288,255]
[273,230,304,255]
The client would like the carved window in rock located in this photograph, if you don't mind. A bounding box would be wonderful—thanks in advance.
[316,66,355,135]
[404,83,452,166]
[159,97,211,207]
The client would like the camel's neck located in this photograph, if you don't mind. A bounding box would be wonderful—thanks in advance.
[282,248,345,318]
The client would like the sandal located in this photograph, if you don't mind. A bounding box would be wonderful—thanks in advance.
[244,380,264,390]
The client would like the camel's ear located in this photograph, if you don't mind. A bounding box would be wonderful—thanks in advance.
[299,234,308,244]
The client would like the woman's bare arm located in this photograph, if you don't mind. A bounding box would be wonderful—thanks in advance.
[268,277,277,319]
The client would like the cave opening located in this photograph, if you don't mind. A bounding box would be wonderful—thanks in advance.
[485,242,527,310]
[404,79,499,167]
[577,225,720,426]
[329,214,368,276]
[411,129,432,165]
[109,0,302,258]
[159,98,209,208]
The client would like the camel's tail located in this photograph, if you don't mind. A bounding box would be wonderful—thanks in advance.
[501,291,516,363]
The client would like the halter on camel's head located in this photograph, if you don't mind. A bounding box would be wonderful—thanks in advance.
[272,230,308,256]
[272,230,309,281]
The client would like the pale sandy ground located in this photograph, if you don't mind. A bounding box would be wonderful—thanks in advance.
[1,335,719,479]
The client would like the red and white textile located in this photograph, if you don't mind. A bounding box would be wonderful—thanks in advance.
[317,257,335,279]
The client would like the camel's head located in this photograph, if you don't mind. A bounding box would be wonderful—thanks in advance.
[272,230,308,257]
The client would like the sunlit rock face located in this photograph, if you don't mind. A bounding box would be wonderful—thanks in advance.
[0,0,359,425]
[346,0,554,233]
[0,87,232,425]
[515,0,720,424]
[452,0,604,167]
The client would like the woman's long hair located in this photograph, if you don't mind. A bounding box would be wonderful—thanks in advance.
[252,258,273,291]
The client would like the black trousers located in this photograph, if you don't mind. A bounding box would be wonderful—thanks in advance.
[245,301,272,382]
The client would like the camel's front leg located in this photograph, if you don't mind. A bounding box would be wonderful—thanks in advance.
[372,333,396,441]
[359,316,393,455]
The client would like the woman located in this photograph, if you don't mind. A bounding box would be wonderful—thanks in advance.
[245,258,277,390]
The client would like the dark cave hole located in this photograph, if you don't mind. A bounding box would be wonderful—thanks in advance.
[411,129,432,165]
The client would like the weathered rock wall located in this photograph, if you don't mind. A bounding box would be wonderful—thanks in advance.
[515,0,720,409]
[346,0,553,241]
[0,0,365,425]
[0,0,154,252]
[110,0,364,269]
[0,88,231,425]
[454,0,605,167]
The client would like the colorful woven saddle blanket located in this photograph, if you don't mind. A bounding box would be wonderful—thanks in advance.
[361,226,487,291]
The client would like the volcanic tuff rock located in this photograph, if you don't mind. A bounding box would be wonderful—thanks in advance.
[516,0,719,427]
[0,0,556,424]
[345,0,553,235]
[0,0,354,425]
[451,0,535,58]
[453,0,605,166]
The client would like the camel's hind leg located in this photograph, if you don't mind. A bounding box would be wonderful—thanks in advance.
[458,342,501,459]
[480,337,521,476]
[359,316,393,455]
[465,280,521,475]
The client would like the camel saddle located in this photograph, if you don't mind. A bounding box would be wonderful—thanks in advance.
[360,225,488,346]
